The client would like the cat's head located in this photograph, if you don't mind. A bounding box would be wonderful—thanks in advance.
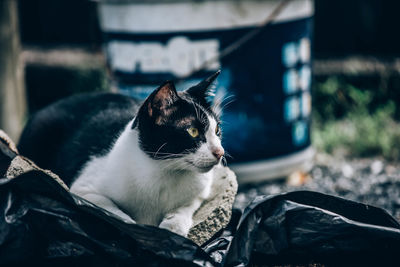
[133,71,224,173]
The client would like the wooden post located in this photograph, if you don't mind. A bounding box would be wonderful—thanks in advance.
[0,0,26,142]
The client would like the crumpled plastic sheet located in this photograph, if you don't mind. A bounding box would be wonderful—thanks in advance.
[1,150,400,266]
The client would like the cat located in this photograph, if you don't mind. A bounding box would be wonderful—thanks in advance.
[17,71,225,237]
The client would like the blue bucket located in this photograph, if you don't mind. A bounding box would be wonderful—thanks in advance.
[98,0,314,183]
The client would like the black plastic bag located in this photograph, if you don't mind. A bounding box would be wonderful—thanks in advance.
[2,150,400,266]
[221,192,400,266]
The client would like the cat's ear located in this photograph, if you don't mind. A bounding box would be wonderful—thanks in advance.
[186,70,220,105]
[148,81,179,124]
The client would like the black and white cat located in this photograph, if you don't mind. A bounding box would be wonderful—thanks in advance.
[18,71,225,237]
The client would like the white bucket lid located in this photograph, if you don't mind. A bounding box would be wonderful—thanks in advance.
[98,0,314,33]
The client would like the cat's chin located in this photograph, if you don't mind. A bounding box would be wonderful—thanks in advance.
[185,160,218,173]
[195,165,215,173]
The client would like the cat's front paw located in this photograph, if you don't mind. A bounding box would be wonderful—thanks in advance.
[159,214,192,237]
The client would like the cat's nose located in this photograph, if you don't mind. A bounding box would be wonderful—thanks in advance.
[212,147,224,160]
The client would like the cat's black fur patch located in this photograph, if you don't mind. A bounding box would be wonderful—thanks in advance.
[17,72,220,186]
[18,93,139,185]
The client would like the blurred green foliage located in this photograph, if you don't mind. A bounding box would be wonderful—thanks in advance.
[312,77,400,160]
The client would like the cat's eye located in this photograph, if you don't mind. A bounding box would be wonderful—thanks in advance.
[187,127,199,138]
[215,124,221,135]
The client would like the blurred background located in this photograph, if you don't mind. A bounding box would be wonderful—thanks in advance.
[1,0,400,217]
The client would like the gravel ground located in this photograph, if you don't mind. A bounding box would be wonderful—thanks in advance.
[234,153,400,221]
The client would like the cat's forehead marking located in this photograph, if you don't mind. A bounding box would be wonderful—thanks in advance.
[206,115,217,134]
[175,116,196,127]
[154,106,178,125]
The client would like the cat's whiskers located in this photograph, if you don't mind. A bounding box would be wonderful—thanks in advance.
[159,159,177,171]
[181,148,197,156]
[142,151,190,161]
[219,119,231,125]
[144,152,186,155]
[154,142,168,159]
[224,150,234,159]
[215,95,235,117]
[220,99,235,111]
[161,157,191,172]
[222,94,235,101]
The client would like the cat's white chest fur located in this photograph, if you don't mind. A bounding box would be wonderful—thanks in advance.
[70,121,214,235]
